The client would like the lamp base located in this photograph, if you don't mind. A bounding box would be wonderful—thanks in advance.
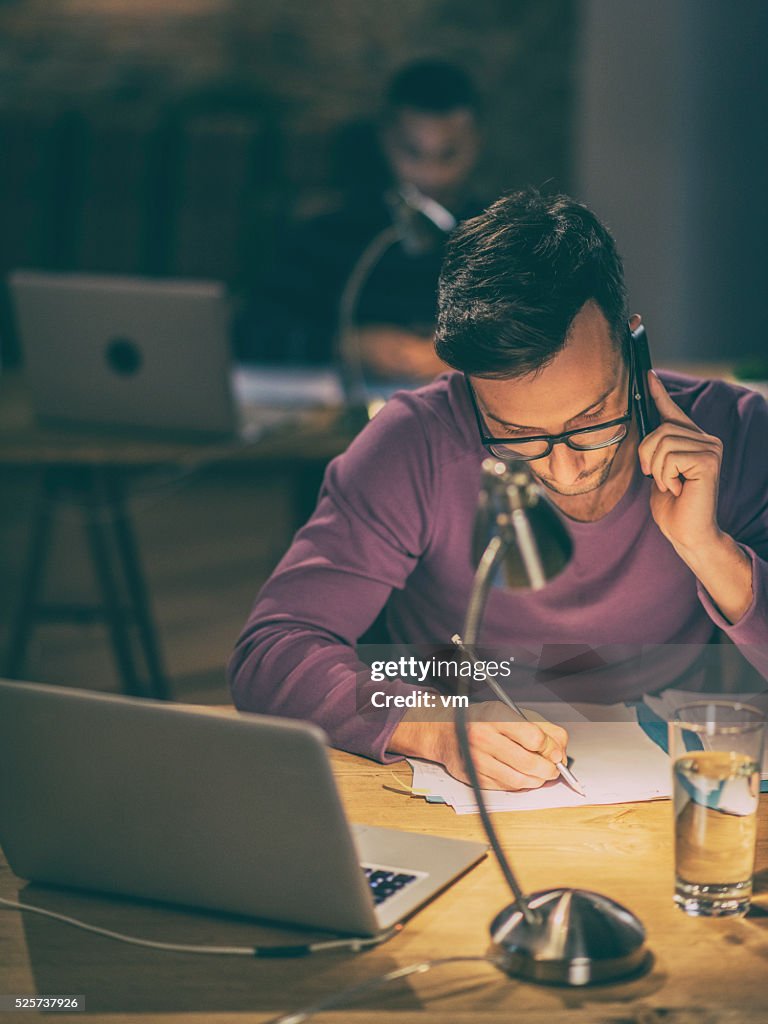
[490,888,651,986]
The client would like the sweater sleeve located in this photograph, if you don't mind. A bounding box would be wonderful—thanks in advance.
[227,391,439,761]
[696,386,768,679]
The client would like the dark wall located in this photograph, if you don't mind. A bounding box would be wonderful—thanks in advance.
[576,0,768,363]
[0,0,576,200]
[0,0,577,364]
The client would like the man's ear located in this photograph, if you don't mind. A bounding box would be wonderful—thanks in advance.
[628,313,642,332]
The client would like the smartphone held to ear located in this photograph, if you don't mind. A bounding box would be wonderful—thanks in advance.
[629,323,661,439]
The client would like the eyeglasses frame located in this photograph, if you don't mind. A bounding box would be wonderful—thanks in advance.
[464,334,638,463]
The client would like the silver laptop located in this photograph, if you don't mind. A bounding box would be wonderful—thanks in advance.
[0,680,486,935]
[8,271,342,439]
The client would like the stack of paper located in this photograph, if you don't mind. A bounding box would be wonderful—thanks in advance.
[408,706,671,814]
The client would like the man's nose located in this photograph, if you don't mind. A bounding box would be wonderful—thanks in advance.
[542,442,588,484]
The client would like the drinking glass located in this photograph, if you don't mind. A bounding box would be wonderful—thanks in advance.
[671,700,764,917]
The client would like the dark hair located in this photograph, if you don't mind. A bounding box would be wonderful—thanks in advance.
[385,60,478,116]
[435,189,628,378]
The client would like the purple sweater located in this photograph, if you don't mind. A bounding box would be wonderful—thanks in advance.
[229,371,768,760]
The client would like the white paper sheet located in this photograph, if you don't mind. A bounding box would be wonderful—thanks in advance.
[408,710,671,814]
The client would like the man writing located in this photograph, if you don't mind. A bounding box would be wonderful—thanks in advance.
[229,190,768,790]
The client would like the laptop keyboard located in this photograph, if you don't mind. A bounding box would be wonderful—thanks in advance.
[362,866,419,905]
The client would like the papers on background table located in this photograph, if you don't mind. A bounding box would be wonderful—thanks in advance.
[408,702,671,814]
[232,365,343,407]
[231,365,344,439]
[642,688,768,779]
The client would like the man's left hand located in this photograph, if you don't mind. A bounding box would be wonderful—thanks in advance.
[357,325,449,380]
[638,371,724,556]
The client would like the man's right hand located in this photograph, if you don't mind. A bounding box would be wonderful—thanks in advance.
[387,701,569,791]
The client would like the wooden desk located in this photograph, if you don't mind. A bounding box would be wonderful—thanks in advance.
[2,747,768,1023]
[0,373,353,698]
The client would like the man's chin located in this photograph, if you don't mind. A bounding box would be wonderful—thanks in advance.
[532,464,612,496]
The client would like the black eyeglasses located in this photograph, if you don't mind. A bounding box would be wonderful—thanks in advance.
[465,351,636,463]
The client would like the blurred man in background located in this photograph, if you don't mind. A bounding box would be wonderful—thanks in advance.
[234,60,483,379]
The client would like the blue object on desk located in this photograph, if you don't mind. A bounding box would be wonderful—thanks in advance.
[631,700,670,754]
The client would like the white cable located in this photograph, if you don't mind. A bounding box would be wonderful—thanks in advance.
[0,898,504,1021]
[0,897,398,957]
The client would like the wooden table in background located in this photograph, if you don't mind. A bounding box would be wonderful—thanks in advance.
[0,372,354,699]
[2,746,768,1023]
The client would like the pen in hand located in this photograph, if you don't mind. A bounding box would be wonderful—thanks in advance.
[450,633,586,798]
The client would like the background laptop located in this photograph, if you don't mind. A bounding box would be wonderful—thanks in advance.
[0,680,486,936]
[8,271,342,439]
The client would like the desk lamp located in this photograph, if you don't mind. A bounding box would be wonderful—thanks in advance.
[455,458,650,986]
[336,185,456,425]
